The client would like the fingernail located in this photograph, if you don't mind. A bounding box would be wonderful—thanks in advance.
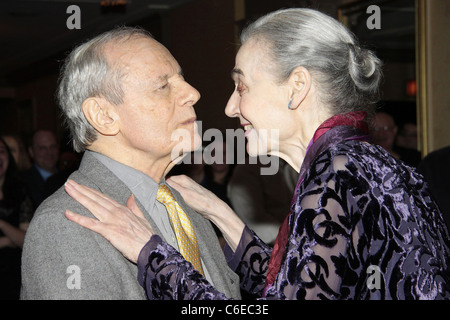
[65,210,73,217]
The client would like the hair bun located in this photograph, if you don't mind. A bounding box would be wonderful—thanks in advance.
[347,42,382,94]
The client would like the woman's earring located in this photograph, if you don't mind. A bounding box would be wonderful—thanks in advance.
[288,99,294,110]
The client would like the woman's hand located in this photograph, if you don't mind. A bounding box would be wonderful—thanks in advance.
[64,179,154,263]
[167,175,245,251]
[166,174,223,219]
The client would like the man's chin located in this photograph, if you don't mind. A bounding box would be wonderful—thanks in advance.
[170,142,201,164]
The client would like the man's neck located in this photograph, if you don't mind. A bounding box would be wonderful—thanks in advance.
[87,144,177,184]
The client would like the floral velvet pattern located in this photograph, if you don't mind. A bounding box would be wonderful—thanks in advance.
[137,130,450,300]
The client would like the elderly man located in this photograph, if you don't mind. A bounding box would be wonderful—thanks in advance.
[21,27,240,299]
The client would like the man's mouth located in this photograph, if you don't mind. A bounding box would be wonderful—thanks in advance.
[181,117,197,125]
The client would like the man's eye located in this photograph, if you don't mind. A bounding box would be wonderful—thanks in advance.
[158,83,169,91]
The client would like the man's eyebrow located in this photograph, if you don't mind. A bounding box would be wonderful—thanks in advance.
[156,69,183,81]
[151,68,184,87]
[156,74,169,82]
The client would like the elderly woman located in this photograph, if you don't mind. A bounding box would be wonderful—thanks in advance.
[64,8,450,299]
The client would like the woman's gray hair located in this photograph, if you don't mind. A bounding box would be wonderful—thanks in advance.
[57,26,153,152]
[241,8,383,118]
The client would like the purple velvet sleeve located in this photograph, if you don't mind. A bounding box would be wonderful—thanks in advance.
[224,226,273,297]
[137,226,272,300]
[137,234,229,300]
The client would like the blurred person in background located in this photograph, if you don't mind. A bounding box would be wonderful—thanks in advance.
[21,130,60,208]
[370,111,421,167]
[418,146,450,231]
[0,137,33,299]
[1,134,32,172]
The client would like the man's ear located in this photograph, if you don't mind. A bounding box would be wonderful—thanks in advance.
[288,67,312,110]
[82,97,120,136]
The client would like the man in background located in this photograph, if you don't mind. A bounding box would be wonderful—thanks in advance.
[21,130,59,208]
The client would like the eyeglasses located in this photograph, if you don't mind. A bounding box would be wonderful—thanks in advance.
[373,125,395,132]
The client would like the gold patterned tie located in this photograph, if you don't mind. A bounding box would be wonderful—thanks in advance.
[156,184,204,275]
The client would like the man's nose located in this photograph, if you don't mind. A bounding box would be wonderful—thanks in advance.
[179,82,200,106]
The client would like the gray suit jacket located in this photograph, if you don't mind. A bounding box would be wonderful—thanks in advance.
[21,152,240,300]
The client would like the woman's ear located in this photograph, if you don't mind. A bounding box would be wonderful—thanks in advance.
[82,97,120,136]
[288,67,312,110]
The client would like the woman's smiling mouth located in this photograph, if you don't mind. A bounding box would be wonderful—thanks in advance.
[241,123,254,137]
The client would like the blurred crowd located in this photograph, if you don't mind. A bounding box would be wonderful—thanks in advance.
[0,130,80,299]
[1,115,449,299]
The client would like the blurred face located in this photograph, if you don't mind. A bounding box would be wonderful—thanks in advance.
[370,113,398,151]
[112,37,201,162]
[0,140,9,181]
[225,40,294,157]
[30,131,59,172]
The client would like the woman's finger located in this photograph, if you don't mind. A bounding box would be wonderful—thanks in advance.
[167,175,221,217]
[64,209,103,233]
[167,175,202,195]
[126,194,146,220]
[167,174,193,189]
[64,181,117,221]
[66,179,121,209]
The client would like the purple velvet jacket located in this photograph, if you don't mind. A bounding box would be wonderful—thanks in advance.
[137,125,450,300]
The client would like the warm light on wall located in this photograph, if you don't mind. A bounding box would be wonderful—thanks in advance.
[100,0,127,6]
[407,79,417,97]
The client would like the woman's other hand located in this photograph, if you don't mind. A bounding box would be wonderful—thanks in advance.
[167,175,245,251]
[166,174,223,219]
[64,179,154,263]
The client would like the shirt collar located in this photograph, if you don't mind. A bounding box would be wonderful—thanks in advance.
[34,164,54,181]
[88,151,163,212]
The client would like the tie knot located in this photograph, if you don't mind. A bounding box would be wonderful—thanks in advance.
[157,184,175,205]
